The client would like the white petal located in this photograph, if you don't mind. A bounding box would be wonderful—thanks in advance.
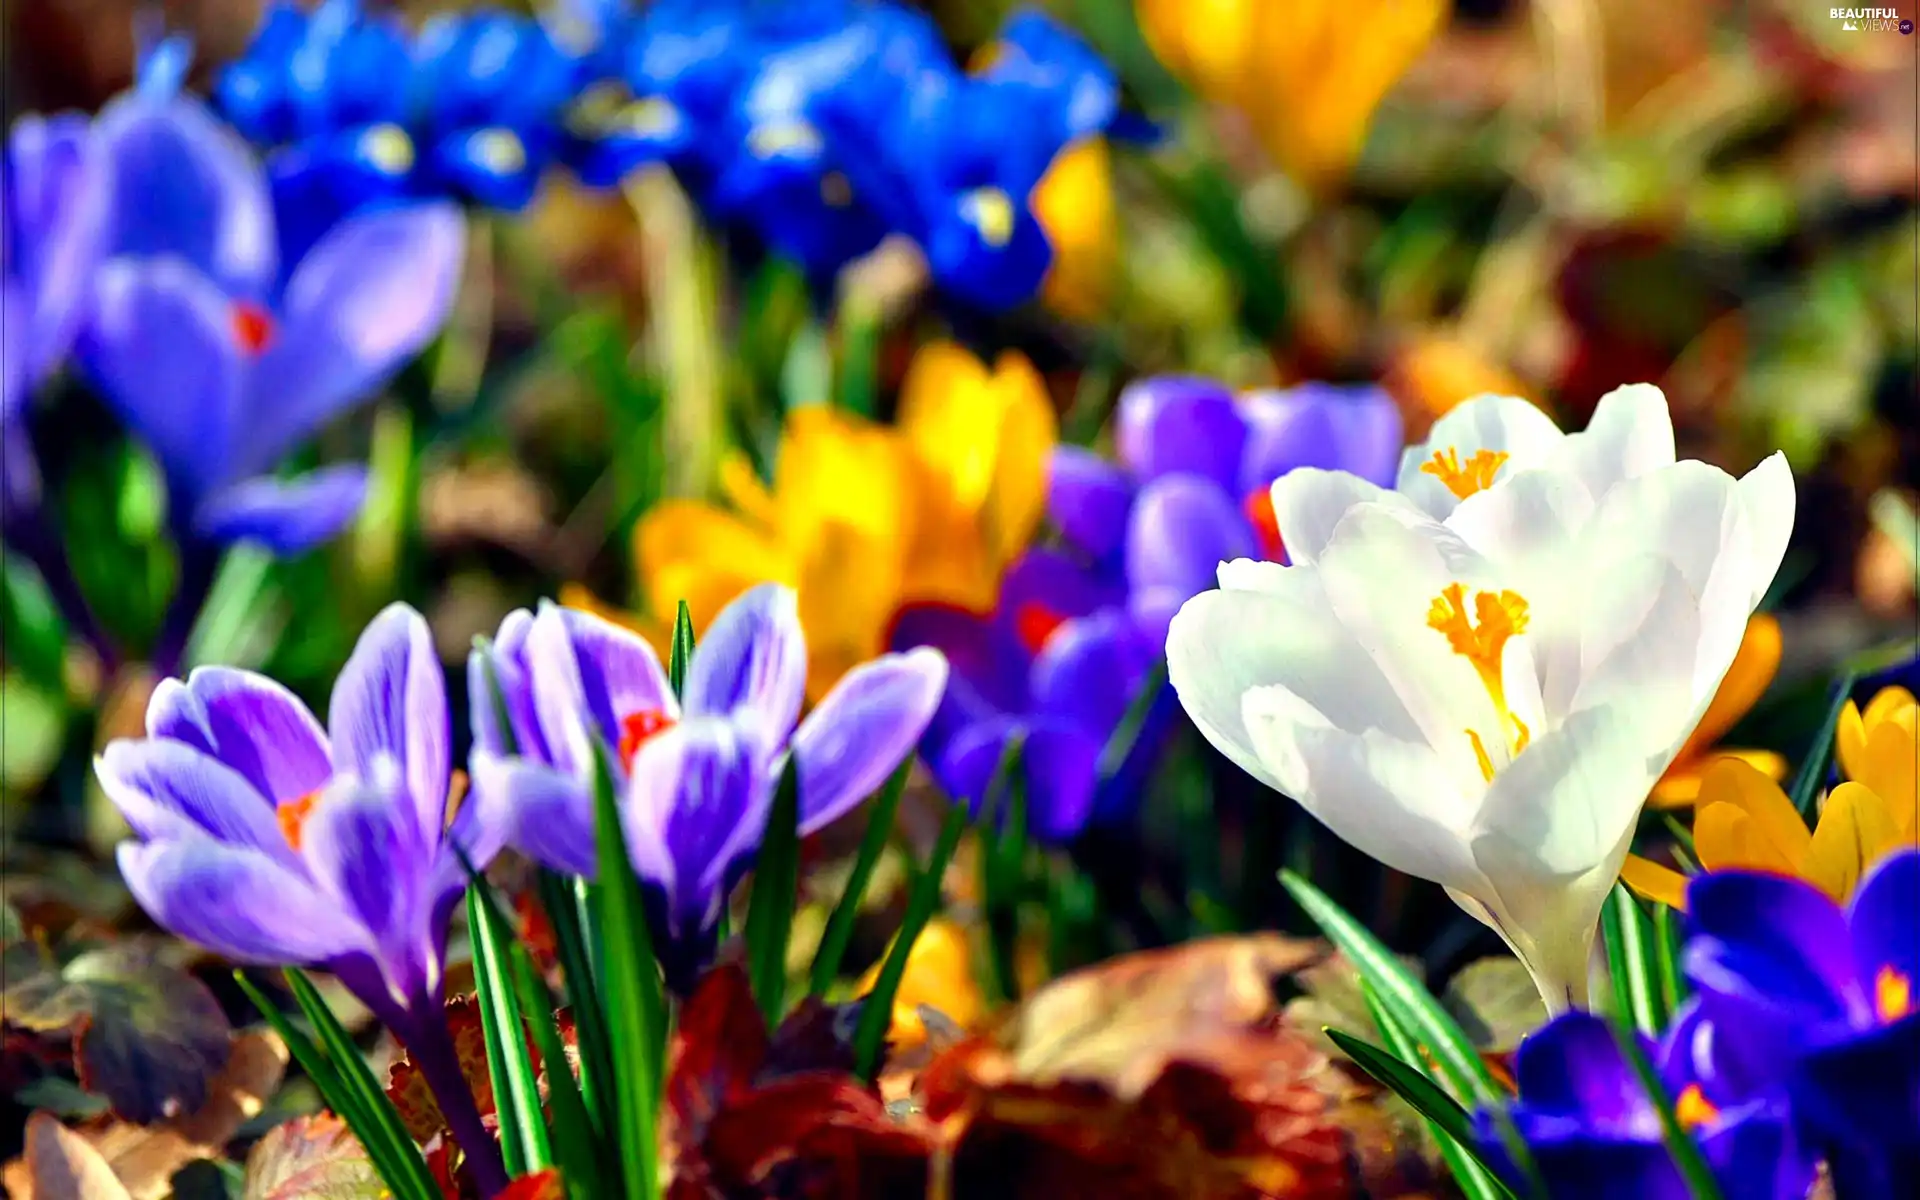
[1397,394,1566,519]
[1215,557,1289,592]
[1444,467,1595,571]
[1167,570,1423,795]
[1315,502,1504,778]
[1242,686,1484,890]
[1551,383,1676,500]
[1734,451,1795,611]
[1266,468,1400,567]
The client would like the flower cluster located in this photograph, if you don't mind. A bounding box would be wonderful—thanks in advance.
[1168,386,1795,1010]
[892,375,1402,840]
[100,585,946,1180]
[214,0,1140,308]
[1479,852,1920,1200]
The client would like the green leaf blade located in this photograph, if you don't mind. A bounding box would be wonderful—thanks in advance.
[745,756,803,1029]
[854,800,968,1080]
[669,601,696,699]
[809,757,911,995]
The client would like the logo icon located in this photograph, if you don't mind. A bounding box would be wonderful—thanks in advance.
[1903,17,1915,32]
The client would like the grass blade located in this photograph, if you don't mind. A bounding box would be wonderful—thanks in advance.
[282,970,444,1200]
[1653,902,1687,1016]
[1790,670,1856,817]
[979,737,1028,1005]
[1280,870,1501,1106]
[537,869,614,1141]
[1607,1021,1727,1200]
[855,800,968,1080]
[745,756,803,1029]
[668,600,696,699]
[1325,1027,1516,1200]
[1601,884,1665,1036]
[234,972,418,1196]
[588,740,663,1200]
[809,757,911,995]
[467,887,552,1175]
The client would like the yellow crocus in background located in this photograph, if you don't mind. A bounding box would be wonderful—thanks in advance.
[1136,0,1449,191]
[569,342,1056,700]
[1031,137,1118,321]
[855,917,986,1048]
[1624,682,1919,908]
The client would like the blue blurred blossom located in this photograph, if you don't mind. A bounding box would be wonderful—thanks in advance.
[76,75,464,560]
[213,0,1142,309]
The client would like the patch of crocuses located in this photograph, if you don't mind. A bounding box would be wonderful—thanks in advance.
[467,583,947,992]
[1476,851,1920,1200]
[98,604,512,1192]
[891,375,1403,840]
[211,0,1142,308]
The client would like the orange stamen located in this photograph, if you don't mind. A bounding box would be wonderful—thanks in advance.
[232,302,275,355]
[1013,602,1068,655]
[618,710,676,771]
[276,790,321,852]
[1428,582,1533,780]
[1243,488,1285,562]
[1876,965,1912,1023]
[1675,1084,1719,1131]
[1421,446,1510,500]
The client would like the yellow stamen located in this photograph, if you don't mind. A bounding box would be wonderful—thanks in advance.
[276,790,322,853]
[1675,1084,1719,1131]
[471,128,527,176]
[961,187,1016,247]
[1428,582,1533,781]
[1876,965,1912,1023]
[1421,446,1510,500]
[748,120,823,159]
[361,124,415,176]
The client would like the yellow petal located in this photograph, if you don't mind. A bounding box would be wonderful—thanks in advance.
[632,499,795,634]
[717,450,780,532]
[1861,684,1916,730]
[1134,0,1261,104]
[1245,0,1447,190]
[775,406,912,553]
[1650,749,1790,809]
[796,519,907,697]
[1388,334,1531,425]
[982,352,1057,566]
[1837,699,1870,785]
[1855,719,1918,828]
[1804,781,1908,902]
[855,916,984,1047]
[1033,138,1116,322]
[1692,757,1811,873]
[1671,614,1781,766]
[1620,854,1691,910]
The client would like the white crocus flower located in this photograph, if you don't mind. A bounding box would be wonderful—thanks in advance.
[1168,387,1794,1011]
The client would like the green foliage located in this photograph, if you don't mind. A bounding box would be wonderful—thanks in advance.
[744,757,804,1029]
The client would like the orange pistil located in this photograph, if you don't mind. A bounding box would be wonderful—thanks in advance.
[1876,965,1913,1024]
[1428,582,1533,781]
[1013,601,1069,655]
[1675,1084,1720,1131]
[618,709,676,771]
[231,302,275,355]
[1242,488,1286,562]
[276,790,321,852]
[1421,446,1509,500]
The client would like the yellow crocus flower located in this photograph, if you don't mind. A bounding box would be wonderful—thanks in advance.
[855,916,986,1048]
[571,342,1056,700]
[1031,137,1118,321]
[1624,684,1920,909]
[1137,0,1447,191]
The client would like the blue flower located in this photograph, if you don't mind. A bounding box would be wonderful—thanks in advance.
[1680,851,1920,1198]
[2,113,111,425]
[1472,1010,1812,1200]
[75,88,464,557]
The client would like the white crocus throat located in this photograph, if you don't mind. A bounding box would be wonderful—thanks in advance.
[1170,386,1794,1014]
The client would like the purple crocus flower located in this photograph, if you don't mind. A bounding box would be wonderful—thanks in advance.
[74,86,463,557]
[1048,376,1404,644]
[468,583,947,990]
[1471,1009,1810,1200]
[888,550,1171,841]
[1678,850,1920,1198]
[2,113,109,431]
[97,604,510,1192]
